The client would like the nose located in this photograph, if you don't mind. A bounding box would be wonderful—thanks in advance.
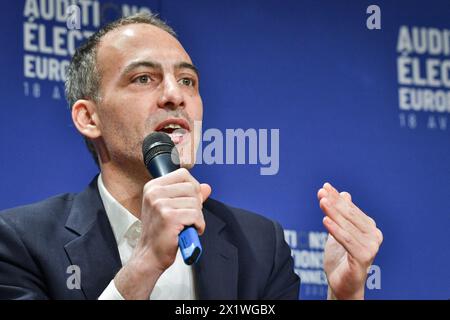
[157,75,185,110]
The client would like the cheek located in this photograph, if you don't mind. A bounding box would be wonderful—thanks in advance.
[189,98,203,138]
[189,97,203,120]
[100,93,149,127]
[98,103,143,146]
[100,108,126,132]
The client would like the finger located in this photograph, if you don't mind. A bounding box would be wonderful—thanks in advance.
[340,191,352,202]
[322,196,383,259]
[147,168,200,188]
[323,216,373,265]
[320,197,369,248]
[148,182,201,199]
[330,196,374,234]
[200,183,212,203]
[173,209,206,235]
[340,202,378,235]
[323,182,339,195]
[324,183,351,204]
[375,227,384,245]
[156,197,201,210]
[323,184,376,233]
[317,187,328,201]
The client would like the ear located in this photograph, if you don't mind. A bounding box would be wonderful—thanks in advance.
[71,99,101,139]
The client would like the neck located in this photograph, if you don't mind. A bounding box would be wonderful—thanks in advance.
[100,163,150,219]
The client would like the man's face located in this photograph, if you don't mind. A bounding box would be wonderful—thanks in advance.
[94,23,203,173]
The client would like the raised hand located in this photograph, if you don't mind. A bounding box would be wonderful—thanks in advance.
[318,183,383,300]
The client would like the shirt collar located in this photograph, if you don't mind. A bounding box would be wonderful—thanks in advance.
[97,174,140,247]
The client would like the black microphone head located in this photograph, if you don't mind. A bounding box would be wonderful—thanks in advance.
[142,132,179,169]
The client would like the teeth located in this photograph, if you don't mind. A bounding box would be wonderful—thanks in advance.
[163,123,182,130]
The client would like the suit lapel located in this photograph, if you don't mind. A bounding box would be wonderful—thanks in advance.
[62,179,239,300]
[64,177,122,300]
[195,205,238,299]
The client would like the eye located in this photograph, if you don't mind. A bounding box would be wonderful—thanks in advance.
[179,78,195,87]
[133,75,151,84]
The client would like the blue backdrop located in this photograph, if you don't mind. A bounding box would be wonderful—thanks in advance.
[0,0,449,299]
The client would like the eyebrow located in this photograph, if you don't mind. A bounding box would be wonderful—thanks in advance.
[121,60,161,77]
[175,62,200,79]
[121,60,199,79]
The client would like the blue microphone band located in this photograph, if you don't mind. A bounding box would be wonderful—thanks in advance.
[179,226,202,265]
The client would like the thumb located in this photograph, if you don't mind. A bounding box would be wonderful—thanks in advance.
[200,183,212,203]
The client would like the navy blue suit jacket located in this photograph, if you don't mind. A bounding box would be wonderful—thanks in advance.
[0,177,300,299]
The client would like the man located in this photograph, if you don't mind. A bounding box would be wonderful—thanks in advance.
[0,13,382,300]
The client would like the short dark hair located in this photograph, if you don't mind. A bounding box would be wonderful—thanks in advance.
[65,12,177,167]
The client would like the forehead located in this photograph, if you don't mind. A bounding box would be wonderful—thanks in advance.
[96,23,192,74]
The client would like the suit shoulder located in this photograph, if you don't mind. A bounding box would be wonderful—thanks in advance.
[0,193,75,231]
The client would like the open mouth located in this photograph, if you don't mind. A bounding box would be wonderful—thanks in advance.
[154,118,190,144]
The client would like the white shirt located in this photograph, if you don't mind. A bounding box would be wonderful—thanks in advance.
[97,174,197,300]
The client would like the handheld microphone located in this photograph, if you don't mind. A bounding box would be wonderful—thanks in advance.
[142,132,202,265]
